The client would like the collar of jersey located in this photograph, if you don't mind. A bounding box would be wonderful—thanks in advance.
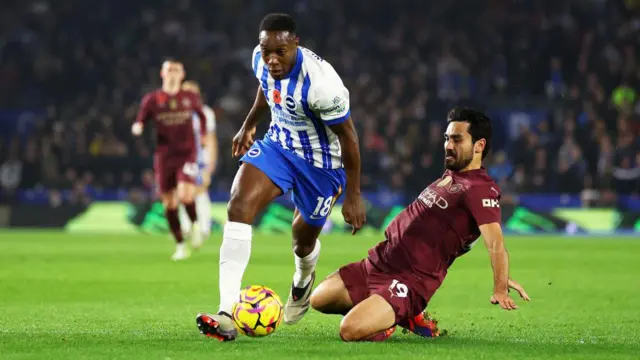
[284,48,303,80]
[446,167,487,176]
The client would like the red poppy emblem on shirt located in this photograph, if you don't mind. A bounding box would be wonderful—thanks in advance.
[156,93,168,105]
[273,89,282,105]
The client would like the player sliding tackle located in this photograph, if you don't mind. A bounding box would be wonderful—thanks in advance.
[310,108,531,341]
[132,60,208,261]
[178,81,218,246]
[196,13,366,341]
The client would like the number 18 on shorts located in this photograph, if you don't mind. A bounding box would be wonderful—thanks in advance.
[240,139,346,228]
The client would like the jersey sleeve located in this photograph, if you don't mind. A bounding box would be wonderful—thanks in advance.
[135,93,154,124]
[464,184,502,226]
[251,45,262,80]
[203,106,216,132]
[190,93,207,136]
[309,78,351,126]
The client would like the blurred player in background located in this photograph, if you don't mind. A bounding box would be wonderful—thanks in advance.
[178,80,218,247]
[196,13,366,341]
[310,108,531,342]
[132,59,208,261]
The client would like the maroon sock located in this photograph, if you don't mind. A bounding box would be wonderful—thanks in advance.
[340,329,393,342]
[184,202,198,223]
[165,208,184,244]
[364,330,393,342]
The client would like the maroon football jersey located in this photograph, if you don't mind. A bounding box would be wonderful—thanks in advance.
[368,168,501,299]
[135,89,207,155]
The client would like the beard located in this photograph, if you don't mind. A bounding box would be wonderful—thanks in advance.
[444,151,474,171]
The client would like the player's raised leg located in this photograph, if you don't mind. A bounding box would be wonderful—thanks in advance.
[197,162,284,341]
[284,165,345,324]
[284,210,324,324]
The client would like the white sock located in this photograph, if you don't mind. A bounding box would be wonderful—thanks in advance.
[219,221,252,314]
[178,205,191,233]
[195,192,211,235]
[293,239,321,288]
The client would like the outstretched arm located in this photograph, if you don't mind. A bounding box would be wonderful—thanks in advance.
[480,223,531,308]
[466,185,529,309]
[479,223,514,309]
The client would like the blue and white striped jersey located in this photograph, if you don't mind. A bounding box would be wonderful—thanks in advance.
[252,45,350,170]
[192,104,216,165]
[192,104,216,134]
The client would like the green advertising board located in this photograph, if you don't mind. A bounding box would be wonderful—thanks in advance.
[62,201,639,235]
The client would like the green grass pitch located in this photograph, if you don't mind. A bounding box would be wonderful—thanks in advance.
[1,231,639,359]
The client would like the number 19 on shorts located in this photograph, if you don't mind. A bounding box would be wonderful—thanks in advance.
[311,196,334,219]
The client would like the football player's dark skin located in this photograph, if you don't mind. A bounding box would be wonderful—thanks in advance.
[229,29,365,260]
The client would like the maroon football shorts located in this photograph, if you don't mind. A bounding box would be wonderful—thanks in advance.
[153,152,197,194]
[338,259,428,324]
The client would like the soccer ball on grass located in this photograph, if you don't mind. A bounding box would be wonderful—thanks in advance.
[232,285,284,337]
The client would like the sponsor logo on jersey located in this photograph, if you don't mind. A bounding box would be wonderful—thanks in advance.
[319,96,346,116]
[418,188,449,209]
[482,199,500,208]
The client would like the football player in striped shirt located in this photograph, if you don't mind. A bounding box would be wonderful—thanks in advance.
[179,80,218,249]
[197,13,366,341]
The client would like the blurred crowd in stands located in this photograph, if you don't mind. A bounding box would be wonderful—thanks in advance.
[0,0,638,205]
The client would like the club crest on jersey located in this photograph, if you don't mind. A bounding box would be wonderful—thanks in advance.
[248,148,261,158]
[181,97,191,108]
[437,176,452,187]
[448,184,462,193]
[169,98,177,110]
[272,89,282,105]
[285,95,297,111]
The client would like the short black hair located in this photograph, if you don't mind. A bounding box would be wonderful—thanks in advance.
[447,107,493,159]
[259,13,297,34]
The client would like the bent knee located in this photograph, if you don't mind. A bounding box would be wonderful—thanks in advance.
[339,320,364,342]
[310,276,352,314]
[227,195,256,223]
[179,194,194,204]
[310,288,328,312]
[177,184,195,203]
[162,195,178,209]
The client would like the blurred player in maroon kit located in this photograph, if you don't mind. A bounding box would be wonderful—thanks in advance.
[132,59,208,261]
[310,108,531,341]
